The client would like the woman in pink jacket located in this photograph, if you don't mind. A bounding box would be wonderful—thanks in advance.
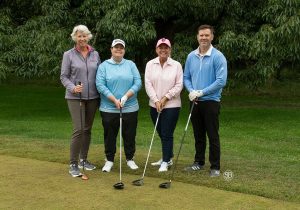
[144,38,183,172]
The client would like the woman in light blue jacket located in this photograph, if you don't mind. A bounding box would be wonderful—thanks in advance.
[96,39,142,172]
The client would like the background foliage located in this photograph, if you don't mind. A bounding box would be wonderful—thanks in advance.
[0,0,299,88]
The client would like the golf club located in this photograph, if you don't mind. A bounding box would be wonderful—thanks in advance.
[159,101,195,189]
[78,81,88,180]
[113,106,124,189]
[132,112,161,186]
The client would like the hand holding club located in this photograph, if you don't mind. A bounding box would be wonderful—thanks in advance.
[120,95,128,107]
[74,83,83,94]
[188,90,203,101]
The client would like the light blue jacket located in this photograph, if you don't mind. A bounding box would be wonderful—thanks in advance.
[96,58,142,113]
[184,46,227,102]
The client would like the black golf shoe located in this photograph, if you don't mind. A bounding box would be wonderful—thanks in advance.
[69,164,82,177]
[184,162,204,172]
[79,160,96,170]
[210,169,220,177]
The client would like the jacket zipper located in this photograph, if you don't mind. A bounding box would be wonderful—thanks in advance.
[79,51,90,100]
[85,57,89,100]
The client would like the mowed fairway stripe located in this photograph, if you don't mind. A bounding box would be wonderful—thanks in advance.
[0,155,298,210]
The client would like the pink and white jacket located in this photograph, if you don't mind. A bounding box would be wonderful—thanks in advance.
[145,57,183,108]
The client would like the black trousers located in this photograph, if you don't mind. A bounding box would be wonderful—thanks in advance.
[100,111,138,162]
[191,101,220,170]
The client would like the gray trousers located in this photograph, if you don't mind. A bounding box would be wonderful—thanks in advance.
[67,99,99,165]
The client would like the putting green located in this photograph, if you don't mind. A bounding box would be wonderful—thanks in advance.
[0,155,298,210]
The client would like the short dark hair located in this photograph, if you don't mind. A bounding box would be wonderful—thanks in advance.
[197,25,214,34]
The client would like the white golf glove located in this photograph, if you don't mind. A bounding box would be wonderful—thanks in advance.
[188,90,203,101]
[120,95,128,107]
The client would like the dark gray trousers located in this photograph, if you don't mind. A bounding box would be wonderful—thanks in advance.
[67,99,99,165]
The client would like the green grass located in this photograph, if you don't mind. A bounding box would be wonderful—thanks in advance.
[0,83,300,205]
[1,155,299,210]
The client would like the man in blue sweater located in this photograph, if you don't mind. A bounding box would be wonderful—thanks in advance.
[183,25,227,177]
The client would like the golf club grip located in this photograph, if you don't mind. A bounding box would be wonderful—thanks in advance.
[77,81,82,104]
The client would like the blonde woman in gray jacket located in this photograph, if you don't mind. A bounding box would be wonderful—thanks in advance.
[60,25,101,177]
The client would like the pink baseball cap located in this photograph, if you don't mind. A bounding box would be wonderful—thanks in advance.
[156,38,171,48]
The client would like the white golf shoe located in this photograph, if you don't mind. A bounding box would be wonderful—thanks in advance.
[151,159,162,166]
[151,159,173,166]
[158,161,168,172]
[102,161,113,172]
[127,160,139,170]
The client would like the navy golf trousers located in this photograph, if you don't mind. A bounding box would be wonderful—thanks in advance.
[150,107,180,163]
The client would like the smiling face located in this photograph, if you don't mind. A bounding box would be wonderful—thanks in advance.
[75,31,89,48]
[197,28,214,51]
[111,44,125,61]
[156,44,171,62]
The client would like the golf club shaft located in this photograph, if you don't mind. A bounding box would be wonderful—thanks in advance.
[119,107,122,182]
[141,112,160,179]
[169,101,195,182]
[78,81,85,173]
[79,81,82,107]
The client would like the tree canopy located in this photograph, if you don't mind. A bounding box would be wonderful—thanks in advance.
[0,0,299,87]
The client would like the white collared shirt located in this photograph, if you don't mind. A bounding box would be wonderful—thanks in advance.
[195,45,213,57]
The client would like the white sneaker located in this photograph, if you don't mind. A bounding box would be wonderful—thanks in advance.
[127,160,139,170]
[167,159,173,166]
[158,162,168,172]
[151,159,173,166]
[102,161,113,172]
[151,159,162,166]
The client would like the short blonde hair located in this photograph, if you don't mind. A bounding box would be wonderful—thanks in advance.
[70,25,93,42]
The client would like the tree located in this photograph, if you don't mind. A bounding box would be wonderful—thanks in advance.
[0,0,72,79]
[0,0,299,89]
[218,0,300,88]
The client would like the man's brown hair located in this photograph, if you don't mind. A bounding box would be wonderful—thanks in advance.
[197,25,214,34]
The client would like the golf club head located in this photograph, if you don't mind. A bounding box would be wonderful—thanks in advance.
[81,174,89,180]
[132,179,144,186]
[113,182,124,190]
[159,182,171,189]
